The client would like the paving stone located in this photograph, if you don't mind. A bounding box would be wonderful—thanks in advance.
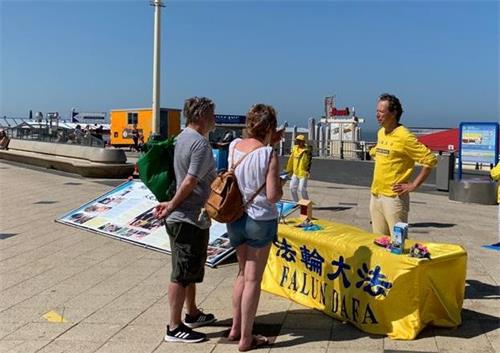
[109,324,165,343]
[0,340,51,353]
[36,340,102,353]
[2,322,74,341]
[153,342,217,353]
[83,308,145,325]
[384,334,439,352]
[95,340,161,353]
[56,323,124,342]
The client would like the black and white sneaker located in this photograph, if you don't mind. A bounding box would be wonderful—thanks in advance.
[164,323,206,343]
[184,310,217,328]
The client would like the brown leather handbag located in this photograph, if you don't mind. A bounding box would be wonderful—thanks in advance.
[205,144,269,223]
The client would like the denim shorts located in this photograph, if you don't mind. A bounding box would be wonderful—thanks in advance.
[227,213,278,248]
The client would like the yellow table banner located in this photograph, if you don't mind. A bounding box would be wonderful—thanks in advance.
[261,218,467,340]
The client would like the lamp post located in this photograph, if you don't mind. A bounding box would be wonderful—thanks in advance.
[150,0,164,139]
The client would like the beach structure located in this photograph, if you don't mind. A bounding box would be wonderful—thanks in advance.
[109,107,181,147]
[319,95,364,159]
[280,95,367,159]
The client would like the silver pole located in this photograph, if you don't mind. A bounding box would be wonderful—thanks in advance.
[319,124,325,157]
[151,0,164,136]
[315,123,321,157]
[279,121,288,156]
[308,117,315,156]
[325,124,331,157]
[308,118,315,141]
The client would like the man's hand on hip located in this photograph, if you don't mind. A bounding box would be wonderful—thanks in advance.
[392,182,416,195]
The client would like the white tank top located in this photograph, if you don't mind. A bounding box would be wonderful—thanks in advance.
[228,139,278,221]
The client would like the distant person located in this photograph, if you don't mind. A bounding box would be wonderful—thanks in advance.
[66,133,76,144]
[137,134,145,152]
[286,134,312,202]
[131,124,139,152]
[74,124,83,144]
[84,128,92,146]
[491,162,500,245]
[94,125,104,141]
[55,131,67,144]
[369,93,437,236]
[154,97,217,343]
[0,130,10,150]
[226,104,283,351]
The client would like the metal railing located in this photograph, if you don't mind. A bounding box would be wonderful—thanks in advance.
[280,139,375,160]
[6,126,105,148]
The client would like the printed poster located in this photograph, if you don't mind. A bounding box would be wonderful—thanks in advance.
[57,180,297,267]
[460,122,499,164]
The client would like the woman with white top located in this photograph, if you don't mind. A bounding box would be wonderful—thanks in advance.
[226,104,284,352]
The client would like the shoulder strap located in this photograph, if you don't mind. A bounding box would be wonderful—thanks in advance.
[230,142,266,171]
[243,149,274,207]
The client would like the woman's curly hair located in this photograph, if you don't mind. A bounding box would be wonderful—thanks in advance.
[245,104,277,140]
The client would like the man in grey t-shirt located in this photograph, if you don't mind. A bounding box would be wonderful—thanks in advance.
[167,126,216,228]
[155,97,217,343]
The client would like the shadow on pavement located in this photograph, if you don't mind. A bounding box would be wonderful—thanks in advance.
[409,222,456,228]
[205,307,499,347]
[0,233,17,240]
[325,186,362,190]
[428,308,499,339]
[465,279,500,300]
[313,206,352,212]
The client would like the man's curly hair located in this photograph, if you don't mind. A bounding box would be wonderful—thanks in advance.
[183,97,215,124]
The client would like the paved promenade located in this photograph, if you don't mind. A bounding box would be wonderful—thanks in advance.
[0,160,498,353]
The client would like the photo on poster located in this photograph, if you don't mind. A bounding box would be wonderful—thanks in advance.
[98,223,123,233]
[68,212,95,225]
[99,196,125,206]
[84,204,112,214]
[207,246,226,260]
[129,207,164,231]
[132,230,150,240]
[210,236,230,249]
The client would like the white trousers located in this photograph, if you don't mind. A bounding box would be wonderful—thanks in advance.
[497,206,500,243]
[369,193,410,236]
[290,175,309,202]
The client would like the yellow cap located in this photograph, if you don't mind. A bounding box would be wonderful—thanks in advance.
[295,134,306,142]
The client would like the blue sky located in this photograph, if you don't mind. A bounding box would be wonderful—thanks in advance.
[1,1,498,131]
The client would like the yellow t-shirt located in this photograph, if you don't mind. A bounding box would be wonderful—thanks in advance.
[490,162,500,202]
[371,126,437,197]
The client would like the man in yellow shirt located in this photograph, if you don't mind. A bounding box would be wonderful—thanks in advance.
[370,94,437,236]
[286,135,312,202]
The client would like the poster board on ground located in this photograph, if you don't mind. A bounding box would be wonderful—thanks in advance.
[56,180,298,267]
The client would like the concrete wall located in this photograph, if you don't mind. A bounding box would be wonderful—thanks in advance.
[0,139,133,178]
[8,139,127,164]
[278,156,436,188]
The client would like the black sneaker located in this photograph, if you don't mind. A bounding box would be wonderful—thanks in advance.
[164,323,206,343]
[184,310,217,328]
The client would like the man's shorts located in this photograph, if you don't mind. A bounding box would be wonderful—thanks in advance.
[165,221,209,286]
